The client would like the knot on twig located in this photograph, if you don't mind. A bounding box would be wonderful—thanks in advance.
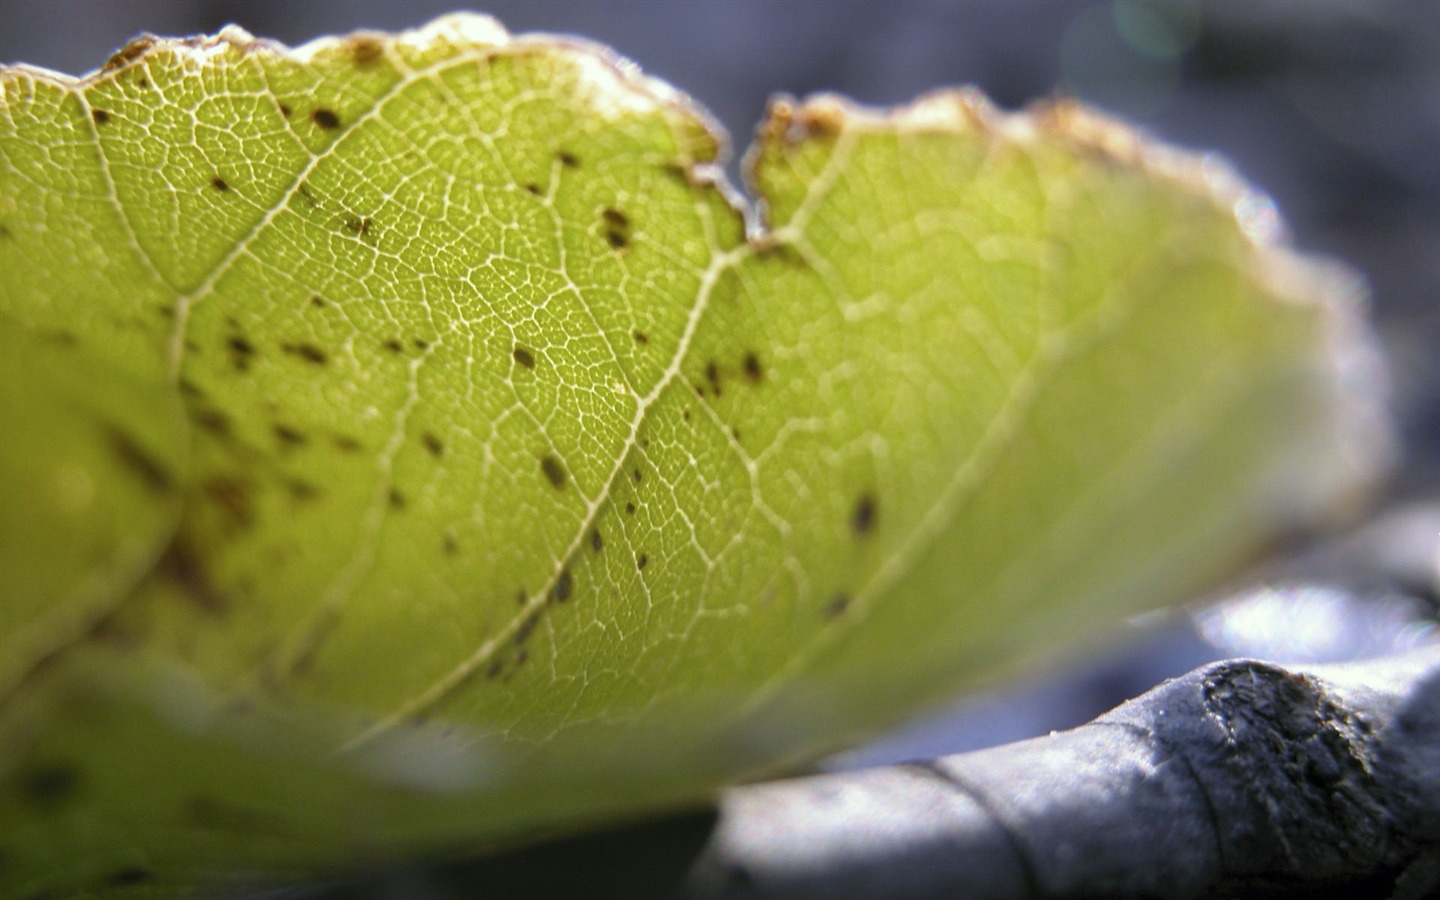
[1200,660,1396,876]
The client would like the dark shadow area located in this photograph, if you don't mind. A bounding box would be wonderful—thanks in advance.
[293,808,718,900]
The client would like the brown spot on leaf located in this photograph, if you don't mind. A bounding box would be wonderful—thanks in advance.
[103,868,153,888]
[210,176,229,192]
[227,334,256,371]
[442,530,458,556]
[513,346,536,369]
[824,593,852,619]
[157,538,228,614]
[852,494,877,536]
[742,352,763,383]
[705,361,722,397]
[333,435,362,453]
[659,161,697,186]
[632,329,649,346]
[104,425,171,492]
[557,150,580,168]
[637,553,648,571]
[285,479,320,503]
[590,528,603,552]
[91,109,111,125]
[201,475,254,532]
[312,108,340,129]
[273,424,307,447]
[279,102,293,118]
[102,34,157,72]
[16,764,78,810]
[632,467,642,484]
[540,454,566,490]
[524,182,541,195]
[348,36,384,66]
[281,342,327,365]
[551,568,573,603]
[515,611,540,644]
[382,338,404,354]
[309,294,326,308]
[602,207,631,250]
[192,408,231,439]
[762,97,846,147]
[625,501,636,516]
[798,103,846,138]
[342,214,372,238]
[421,431,444,457]
[388,488,406,510]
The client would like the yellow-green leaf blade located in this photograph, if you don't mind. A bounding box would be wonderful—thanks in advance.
[0,15,1389,895]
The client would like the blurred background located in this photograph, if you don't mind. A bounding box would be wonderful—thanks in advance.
[3,0,1437,857]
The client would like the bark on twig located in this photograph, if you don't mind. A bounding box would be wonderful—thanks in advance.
[683,649,1440,900]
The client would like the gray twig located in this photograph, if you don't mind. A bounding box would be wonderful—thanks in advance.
[685,649,1440,900]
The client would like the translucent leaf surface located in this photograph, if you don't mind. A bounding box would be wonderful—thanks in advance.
[0,15,1389,895]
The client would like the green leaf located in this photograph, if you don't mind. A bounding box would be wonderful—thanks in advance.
[0,15,1389,894]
